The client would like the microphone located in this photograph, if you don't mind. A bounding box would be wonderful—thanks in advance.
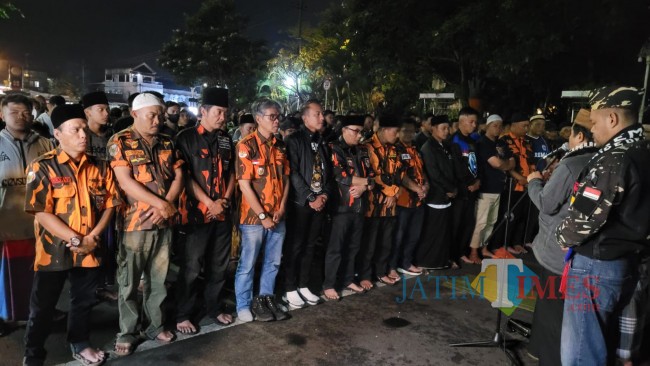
[536,143,568,172]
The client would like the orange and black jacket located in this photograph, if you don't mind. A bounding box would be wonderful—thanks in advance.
[235,131,290,225]
[395,142,427,209]
[499,132,534,192]
[107,126,183,231]
[175,124,234,225]
[24,148,121,271]
[365,133,405,217]
[329,137,375,214]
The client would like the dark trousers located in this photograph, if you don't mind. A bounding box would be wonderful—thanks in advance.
[489,190,529,249]
[391,205,425,270]
[528,267,563,366]
[283,202,325,292]
[416,206,451,268]
[323,212,364,290]
[176,219,232,322]
[451,197,476,261]
[24,268,99,362]
[524,203,539,244]
[358,216,396,281]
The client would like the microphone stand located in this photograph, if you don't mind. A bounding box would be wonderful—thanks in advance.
[449,177,528,366]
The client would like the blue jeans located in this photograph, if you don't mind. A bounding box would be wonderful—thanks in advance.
[235,222,286,313]
[561,253,637,366]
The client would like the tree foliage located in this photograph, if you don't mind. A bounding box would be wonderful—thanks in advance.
[315,0,649,114]
[158,0,269,106]
[0,2,22,19]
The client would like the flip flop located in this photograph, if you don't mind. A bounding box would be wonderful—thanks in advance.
[72,350,105,366]
[113,342,133,357]
[322,290,340,301]
[345,286,366,294]
[377,276,396,285]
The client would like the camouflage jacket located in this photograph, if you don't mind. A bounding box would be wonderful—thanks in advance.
[555,125,650,260]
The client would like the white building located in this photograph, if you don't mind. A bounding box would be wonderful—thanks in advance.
[102,62,195,106]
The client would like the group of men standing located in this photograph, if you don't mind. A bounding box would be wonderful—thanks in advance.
[2,82,649,366]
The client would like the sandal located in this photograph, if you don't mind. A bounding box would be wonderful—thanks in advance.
[323,289,341,301]
[345,285,366,294]
[377,276,396,285]
[72,350,105,366]
[113,341,133,357]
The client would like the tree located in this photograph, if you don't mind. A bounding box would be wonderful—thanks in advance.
[318,0,649,115]
[0,2,22,19]
[158,0,269,107]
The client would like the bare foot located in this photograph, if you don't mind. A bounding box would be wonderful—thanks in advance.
[323,288,340,300]
[114,342,132,356]
[346,283,365,293]
[78,347,105,363]
[408,265,423,273]
[388,269,399,280]
[451,261,460,269]
[514,244,528,254]
[460,255,474,264]
[468,253,482,264]
[156,330,175,343]
[176,320,197,334]
[378,275,396,285]
[216,313,233,325]
[481,247,494,258]
[360,280,374,290]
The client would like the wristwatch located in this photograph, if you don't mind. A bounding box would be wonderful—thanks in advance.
[307,193,317,202]
[69,236,82,247]
[258,212,267,220]
[367,177,374,186]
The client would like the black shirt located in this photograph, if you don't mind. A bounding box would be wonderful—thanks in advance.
[476,135,506,194]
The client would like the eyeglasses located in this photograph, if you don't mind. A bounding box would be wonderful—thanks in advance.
[344,127,363,135]
[263,114,280,121]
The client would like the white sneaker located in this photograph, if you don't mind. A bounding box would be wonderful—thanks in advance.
[298,287,321,306]
[285,290,305,309]
[237,309,253,323]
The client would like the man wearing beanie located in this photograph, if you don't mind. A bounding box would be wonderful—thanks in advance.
[108,92,184,354]
[82,91,112,161]
[23,104,121,366]
[322,115,375,300]
[283,99,332,309]
[357,113,409,288]
[82,91,118,302]
[556,86,650,365]
[174,87,235,333]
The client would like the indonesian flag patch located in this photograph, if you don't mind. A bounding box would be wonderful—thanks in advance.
[583,187,602,201]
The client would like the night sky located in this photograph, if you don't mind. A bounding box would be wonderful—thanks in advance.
[0,0,334,83]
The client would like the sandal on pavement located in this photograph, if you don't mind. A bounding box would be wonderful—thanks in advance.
[377,276,396,285]
[113,342,133,357]
[323,289,341,301]
[72,350,105,366]
[345,285,366,294]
